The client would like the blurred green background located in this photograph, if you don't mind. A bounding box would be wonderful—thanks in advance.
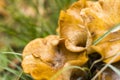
[0,0,77,80]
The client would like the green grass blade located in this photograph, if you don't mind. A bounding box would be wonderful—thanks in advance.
[0,52,22,56]
[2,73,10,80]
[0,66,19,76]
[93,24,120,45]
[91,24,120,73]
[91,51,120,80]
[108,64,120,76]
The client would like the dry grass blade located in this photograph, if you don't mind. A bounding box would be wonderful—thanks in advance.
[90,24,120,70]
[91,51,120,80]
[15,71,24,80]
[108,64,120,76]
[50,66,88,80]
[1,52,22,56]
[93,24,120,45]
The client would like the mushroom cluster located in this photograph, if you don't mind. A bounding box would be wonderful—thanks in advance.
[22,0,120,80]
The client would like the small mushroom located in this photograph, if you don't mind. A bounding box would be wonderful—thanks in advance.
[58,0,92,52]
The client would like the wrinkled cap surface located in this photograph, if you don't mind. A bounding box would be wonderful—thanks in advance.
[80,0,120,63]
[58,0,92,52]
[91,30,120,63]
[22,35,88,80]
[22,35,64,79]
[80,0,120,40]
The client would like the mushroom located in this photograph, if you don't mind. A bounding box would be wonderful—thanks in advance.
[22,0,120,79]
[22,35,88,80]
[58,0,92,52]
[80,0,120,41]
[79,0,120,63]
[91,30,120,63]
[22,35,63,80]
[58,40,88,80]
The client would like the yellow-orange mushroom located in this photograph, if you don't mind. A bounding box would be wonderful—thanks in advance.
[22,35,88,80]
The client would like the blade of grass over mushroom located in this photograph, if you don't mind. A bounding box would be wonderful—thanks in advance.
[93,23,120,45]
[90,58,103,70]
[50,66,88,80]
[90,53,120,70]
[108,64,120,76]
[90,24,120,70]
[91,51,120,80]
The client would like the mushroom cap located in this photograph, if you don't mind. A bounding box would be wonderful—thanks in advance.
[79,0,120,63]
[22,0,120,79]
[22,35,63,79]
[22,55,57,80]
[91,30,120,63]
[22,35,88,80]
[80,0,120,40]
[58,0,92,52]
